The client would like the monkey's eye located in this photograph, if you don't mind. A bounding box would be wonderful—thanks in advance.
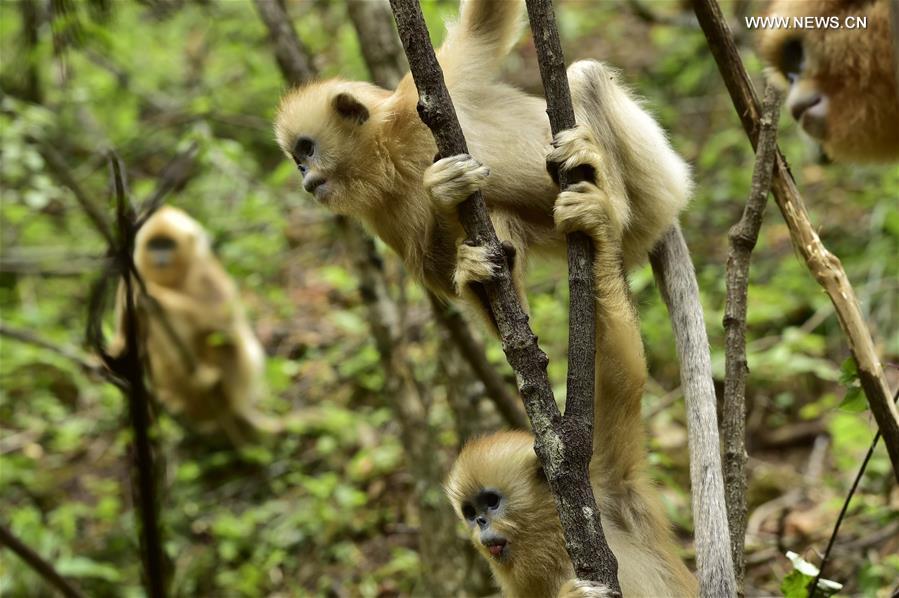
[147,235,176,251]
[298,164,307,175]
[294,136,315,159]
[484,491,501,510]
[779,38,804,83]
[462,504,476,520]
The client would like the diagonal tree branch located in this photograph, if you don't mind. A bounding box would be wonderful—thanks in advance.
[389,0,617,589]
[693,0,899,482]
[722,81,783,594]
[0,524,85,598]
[0,322,105,377]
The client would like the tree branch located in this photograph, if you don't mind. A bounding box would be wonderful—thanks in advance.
[390,0,617,588]
[0,524,85,598]
[252,0,316,85]
[346,0,407,89]
[693,0,899,482]
[722,81,783,595]
[0,322,104,377]
[85,152,168,598]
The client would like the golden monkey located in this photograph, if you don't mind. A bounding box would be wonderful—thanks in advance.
[273,0,692,325]
[445,152,697,597]
[758,0,899,162]
[111,206,277,444]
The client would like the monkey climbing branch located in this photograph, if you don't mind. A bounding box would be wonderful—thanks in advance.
[693,0,899,482]
[389,0,619,590]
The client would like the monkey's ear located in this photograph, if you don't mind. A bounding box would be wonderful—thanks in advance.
[332,93,369,125]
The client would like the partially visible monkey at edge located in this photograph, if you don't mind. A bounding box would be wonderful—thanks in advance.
[273,0,692,329]
[110,206,278,445]
[758,0,899,162]
[446,148,697,596]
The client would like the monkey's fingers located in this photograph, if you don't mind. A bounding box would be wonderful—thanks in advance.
[546,124,603,186]
[557,578,615,598]
[424,154,490,212]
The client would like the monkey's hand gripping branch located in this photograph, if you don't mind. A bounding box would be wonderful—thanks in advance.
[390,0,620,592]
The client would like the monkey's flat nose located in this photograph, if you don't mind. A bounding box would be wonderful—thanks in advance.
[476,516,488,528]
[790,92,822,121]
[303,174,326,194]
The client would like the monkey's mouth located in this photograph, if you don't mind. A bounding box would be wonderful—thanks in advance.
[483,538,508,560]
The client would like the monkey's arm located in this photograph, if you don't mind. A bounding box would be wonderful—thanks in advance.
[423,155,528,330]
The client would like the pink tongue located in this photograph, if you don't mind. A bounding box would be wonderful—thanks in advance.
[489,544,504,556]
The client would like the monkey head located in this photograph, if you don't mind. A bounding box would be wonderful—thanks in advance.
[758,0,899,162]
[135,206,211,288]
[274,80,401,215]
[445,431,567,576]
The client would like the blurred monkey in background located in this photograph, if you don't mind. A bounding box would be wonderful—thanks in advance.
[758,0,899,162]
[110,206,278,444]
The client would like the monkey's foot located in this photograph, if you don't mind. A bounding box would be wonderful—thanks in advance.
[553,182,627,242]
[424,154,490,212]
[453,242,498,293]
[546,124,603,186]
[558,579,616,598]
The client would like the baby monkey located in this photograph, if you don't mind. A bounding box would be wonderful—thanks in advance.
[445,146,697,597]
[274,0,692,326]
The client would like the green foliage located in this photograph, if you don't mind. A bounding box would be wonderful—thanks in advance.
[1,0,896,595]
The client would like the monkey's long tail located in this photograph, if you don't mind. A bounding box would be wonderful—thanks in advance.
[442,0,524,73]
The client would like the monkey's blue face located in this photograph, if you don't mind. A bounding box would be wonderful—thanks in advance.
[460,488,510,561]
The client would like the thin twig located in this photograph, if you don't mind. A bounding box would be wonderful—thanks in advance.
[809,388,899,598]
[0,322,104,376]
[692,0,899,482]
[35,138,115,246]
[0,524,85,598]
[137,141,199,226]
[721,81,783,594]
[86,152,168,597]
[390,0,616,588]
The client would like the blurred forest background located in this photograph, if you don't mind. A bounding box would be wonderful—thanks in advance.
[1,0,897,596]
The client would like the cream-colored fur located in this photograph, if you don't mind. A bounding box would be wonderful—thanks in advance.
[110,206,277,444]
[445,149,697,596]
[274,0,692,326]
[758,0,899,162]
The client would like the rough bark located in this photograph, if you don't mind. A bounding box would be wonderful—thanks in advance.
[649,225,737,598]
[721,82,783,595]
[693,0,899,482]
[390,0,618,589]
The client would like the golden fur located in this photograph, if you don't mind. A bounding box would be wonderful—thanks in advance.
[758,0,899,162]
[111,206,276,444]
[273,0,692,325]
[445,170,697,597]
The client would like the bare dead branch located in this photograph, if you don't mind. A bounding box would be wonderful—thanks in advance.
[428,294,528,430]
[390,0,617,587]
[693,0,899,482]
[721,81,783,594]
[252,0,316,85]
[346,0,526,431]
[0,524,85,598]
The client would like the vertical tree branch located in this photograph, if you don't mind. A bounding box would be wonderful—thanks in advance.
[693,0,899,482]
[344,0,526,430]
[0,524,85,598]
[389,0,617,589]
[891,0,899,88]
[722,82,783,595]
[252,0,316,84]
[346,0,408,89]
[104,152,168,598]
